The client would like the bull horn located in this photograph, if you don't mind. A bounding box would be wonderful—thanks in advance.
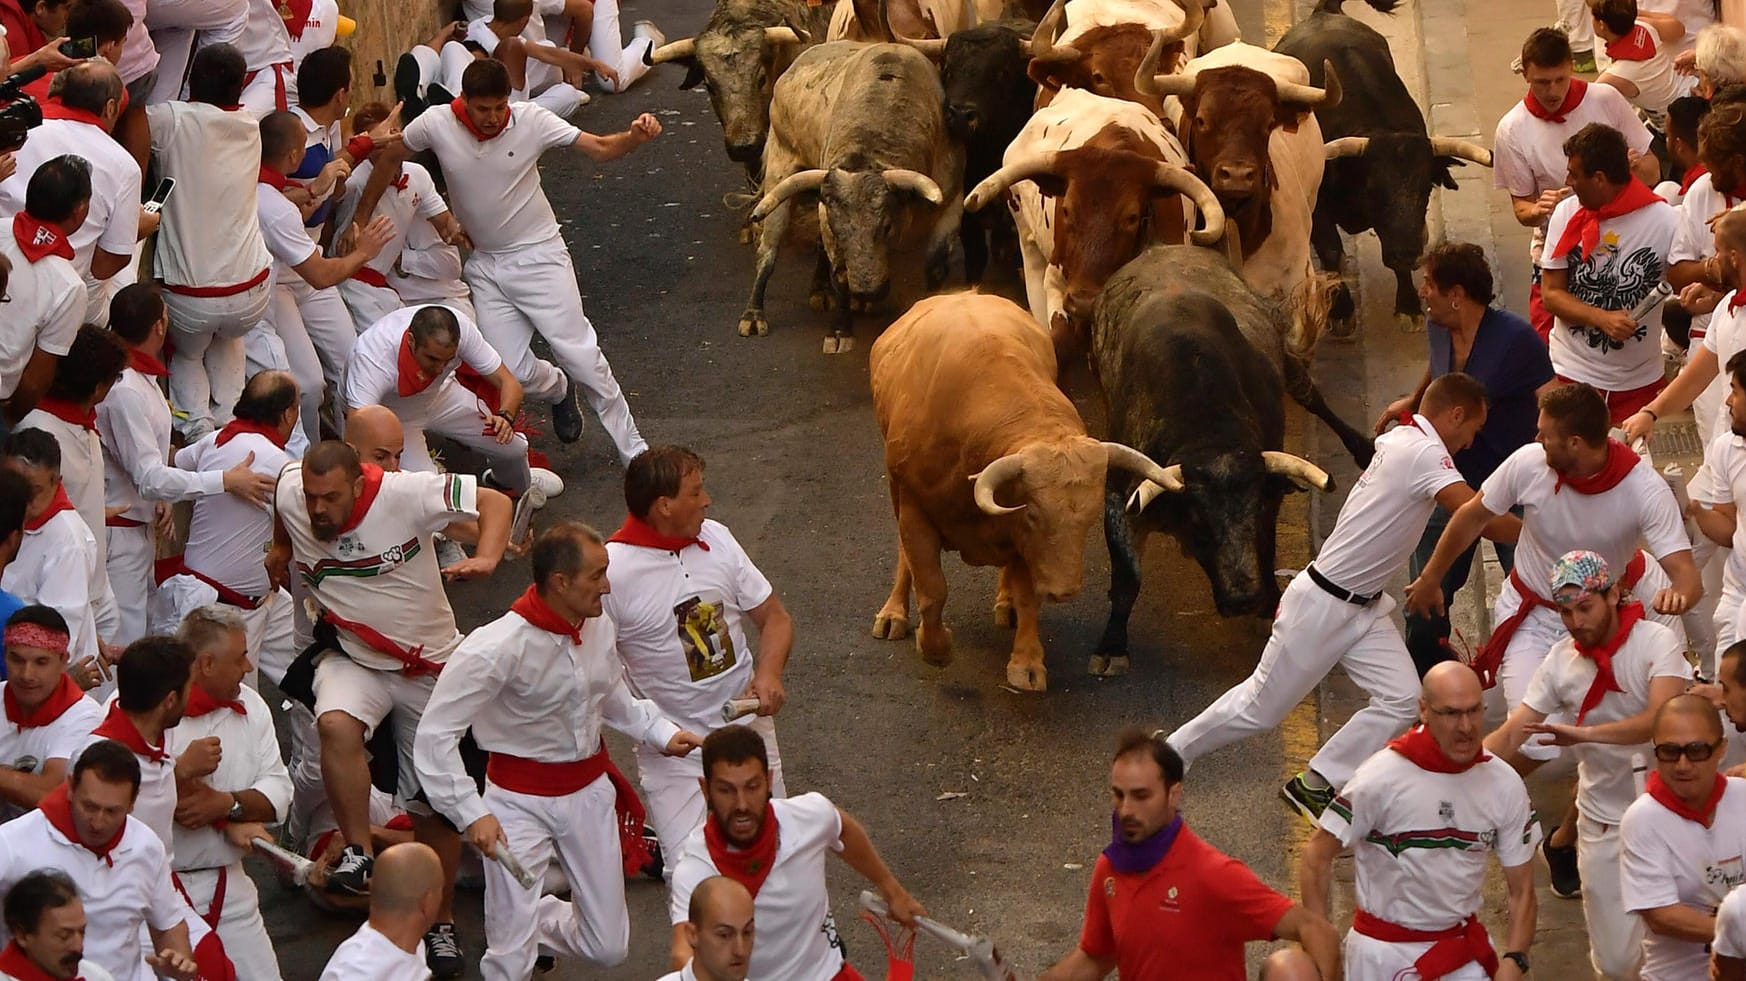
[883,169,944,205]
[1102,442,1179,491]
[1126,468,1185,515]
[1151,161,1225,246]
[1136,31,1199,101]
[648,36,697,63]
[750,169,828,220]
[965,150,1060,211]
[1323,137,1369,159]
[1262,451,1333,492]
[1029,0,1066,60]
[1158,0,1204,46]
[1277,60,1341,110]
[764,25,810,45]
[890,26,947,57]
[1429,136,1493,167]
[971,455,1027,515]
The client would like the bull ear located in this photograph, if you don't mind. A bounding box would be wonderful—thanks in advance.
[678,61,706,90]
[1026,52,1081,90]
[1434,156,1463,190]
[1031,172,1069,198]
[1273,104,1310,134]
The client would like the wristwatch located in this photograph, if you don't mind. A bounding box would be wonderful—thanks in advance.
[496,409,516,425]
[227,794,245,823]
[1502,951,1529,972]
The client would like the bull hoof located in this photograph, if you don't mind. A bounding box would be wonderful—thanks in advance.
[1328,314,1358,339]
[871,611,910,640]
[809,290,836,312]
[738,223,758,245]
[916,625,953,666]
[992,600,1016,628]
[1005,661,1047,691]
[1395,312,1426,333]
[851,297,874,315]
[1088,653,1130,678]
[737,311,769,337]
[822,335,854,355]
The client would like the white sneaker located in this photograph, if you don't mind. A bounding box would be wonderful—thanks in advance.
[483,467,565,498]
[634,19,666,49]
[435,535,468,568]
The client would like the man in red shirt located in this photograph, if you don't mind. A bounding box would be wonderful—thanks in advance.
[1040,729,1341,981]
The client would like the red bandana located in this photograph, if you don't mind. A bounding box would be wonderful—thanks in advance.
[11,212,73,263]
[1647,771,1728,827]
[705,805,780,897]
[1572,601,1642,724]
[257,166,291,190]
[23,485,75,533]
[278,0,313,38]
[1387,724,1491,773]
[127,349,169,377]
[39,98,105,129]
[1524,77,1588,123]
[185,684,246,718]
[1551,178,1664,262]
[91,700,169,764]
[1731,290,1746,316]
[449,96,510,142]
[608,514,709,553]
[32,398,95,432]
[335,464,385,535]
[1605,23,1658,61]
[37,782,122,865]
[509,585,582,644]
[1681,164,1709,197]
[395,331,455,397]
[4,674,84,729]
[1555,438,1640,494]
[0,941,78,981]
[214,418,287,450]
[391,172,410,191]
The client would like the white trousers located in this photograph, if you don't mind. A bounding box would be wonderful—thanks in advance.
[638,715,785,884]
[162,282,272,439]
[104,524,154,646]
[1167,571,1419,788]
[465,237,646,463]
[1555,0,1598,53]
[338,280,404,335]
[313,653,437,799]
[150,577,294,685]
[237,63,297,118]
[145,0,246,103]
[481,777,629,979]
[268,280,355,444]
[1580,815,1645,980]
[586,0,653,93]
[176,863,282,981]
[1343,929,1491,981]
[360,383,534,494]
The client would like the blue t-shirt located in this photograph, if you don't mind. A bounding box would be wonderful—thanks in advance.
[0,589,25,678]
[1427,307,1554,484]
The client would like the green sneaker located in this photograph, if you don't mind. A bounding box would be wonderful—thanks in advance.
[1572,49,1598,73]
[1281,772,1336,825]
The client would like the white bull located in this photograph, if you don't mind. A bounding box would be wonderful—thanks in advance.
[828,0,978,39]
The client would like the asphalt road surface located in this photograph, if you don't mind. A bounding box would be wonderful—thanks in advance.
[262,0,1344,974]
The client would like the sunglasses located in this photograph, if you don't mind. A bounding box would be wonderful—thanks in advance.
[1653,741,1719,763]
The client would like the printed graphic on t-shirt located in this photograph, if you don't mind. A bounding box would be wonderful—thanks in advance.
[1707,854,1746,891]
[675,592,737,682]
[1563,235,1661,352]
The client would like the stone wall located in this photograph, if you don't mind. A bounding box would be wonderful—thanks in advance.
[341,0,457,111]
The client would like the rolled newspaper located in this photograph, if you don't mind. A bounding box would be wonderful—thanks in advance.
[251,836,316,886]
[860,890,1025,981]
[722,697,761,723]
[492,842,538,889]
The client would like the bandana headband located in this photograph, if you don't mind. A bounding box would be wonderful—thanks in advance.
[4,623,68,657]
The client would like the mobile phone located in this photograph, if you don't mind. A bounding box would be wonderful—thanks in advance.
[58,37,96,59]
[142,178,175,215]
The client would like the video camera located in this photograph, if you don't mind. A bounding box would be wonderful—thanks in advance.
[0,66,47,154]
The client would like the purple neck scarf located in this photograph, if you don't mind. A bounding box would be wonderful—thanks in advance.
[1103,813,1183,874]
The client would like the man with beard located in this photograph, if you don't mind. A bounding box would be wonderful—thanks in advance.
[1486,550,1691,980]
[76,637,196,857]
[1300,663,1539,981]
[1038,728,1339,981]
[666,726,923,980]
[0,870,113,980]
[658,877,755,981]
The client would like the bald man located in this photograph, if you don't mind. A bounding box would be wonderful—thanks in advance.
[1302,662,1538,981]
[320,842,445,980]
[659,875,754,981]
[1258,949,1322,981]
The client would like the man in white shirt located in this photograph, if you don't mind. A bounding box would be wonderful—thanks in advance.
[466,0,597,118]
[604,446,792,885]
[1540,123,1682,423]
[1,429,109,663]
[414,521,702,979]
[1166,374,1503,821]
[1493,29,1656,338]
[164,607,291,981]
[1300,662,1539,981]
[0,605,102,824]
[1715,884,1746,979]
[0,156,86,427]
[400,58,655,463]
[1487,549,1691,979]
[1622,694,1746,979]
[319,842,442,981]
[657,876,754,981]
[226,0,297,115]
[0,869,116,981]
[1592,0,1686,117]
[1685,349,1746,670]
[80,636,194,856]
[143,44,273,441]
[18,324,127,573]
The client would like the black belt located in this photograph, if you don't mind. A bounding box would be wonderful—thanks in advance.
[1307,565,1378,606]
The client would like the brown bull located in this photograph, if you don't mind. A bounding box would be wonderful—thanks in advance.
[869,291,1176,690]
[1025,0,1201,115]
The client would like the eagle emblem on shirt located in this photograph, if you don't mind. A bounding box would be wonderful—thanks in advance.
[1562,243,1662,353]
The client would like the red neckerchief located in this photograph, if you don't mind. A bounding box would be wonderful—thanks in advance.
[4,673,84,729]
[1524,77,1588,123]
[1387,724,1491,773]
[1681,164,1709,196]
[1552,178,1664,261]
[23,485,75,533]
[704,805,780,897]
[0,940,78,981]
[1555,438,1640,494]
[1605,23,1658,61]
[509,584,583,644]
[1647,771,1728,827]
[335,464,385,534]
[396,331,454,397]
[608,514,710,553]
[214,417,288,450]
[38,98,104,129]
[91,700,169,764]
[278,0,313,38]
[185,683,246,717]
[11,212,72,263]
[37,782,122,865]
[127,349,169,377]
[449,96,509,142]
[257,166,291,190]
[32,397,95,432]
[1730,290,1746,316]
[391,172,410,191]
[1573,601,1642,723]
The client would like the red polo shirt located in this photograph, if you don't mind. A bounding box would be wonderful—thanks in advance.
[1078,826,1295,980]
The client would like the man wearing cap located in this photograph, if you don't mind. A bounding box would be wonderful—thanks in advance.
[1486,549,1691,979]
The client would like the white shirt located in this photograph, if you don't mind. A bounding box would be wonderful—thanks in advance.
[331,159,452,287]
[1698,431,1746,586]
[146,103,272,289]
[1622,777,1746,980]
[1480,443,1690,603]
[320,923,430,981]
[164,686,292,871]
[1669,173,1735,344]
[287,0,340,65]
[1320,747,1541,930]
[78,707,178,857]
[654,966,699,981]
[97,364,224,526]
[235,0,294,70]
[17,411,106,569]
[1308,416,1463,597]
[604,521,776,735]
[275,464,474,670]
[1704,296,1746,425]
[176,430,289,594]
[257,179,318,278]
[1640,0,1712,53]
[342,304,502,413]
[0,684,103,824]
[1541,193,1680,391]
[414,607,682,830]
[0,114,141,306]
[401,102,580,253]
[1717,884,1746,958]
[668,793,846,981]
[0,235,81,399]
[1522,619,1690,823]
[3,509,101,660]
[0,959,113,981]
[0,811,185,981]
[112,0,156,84]
[1605,23,1682,113]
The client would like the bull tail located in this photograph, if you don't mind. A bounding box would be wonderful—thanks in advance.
[1314,0,1401,14]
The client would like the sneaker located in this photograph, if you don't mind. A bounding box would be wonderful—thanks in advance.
[1280,772,1336,825]
[1543,837,1582,898]
[424,922,464,979]
[325,844,373,896]
[1572,49,1598,73]
[435,534,468,568]
[551,379,585,444]
[482,467,565,498]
